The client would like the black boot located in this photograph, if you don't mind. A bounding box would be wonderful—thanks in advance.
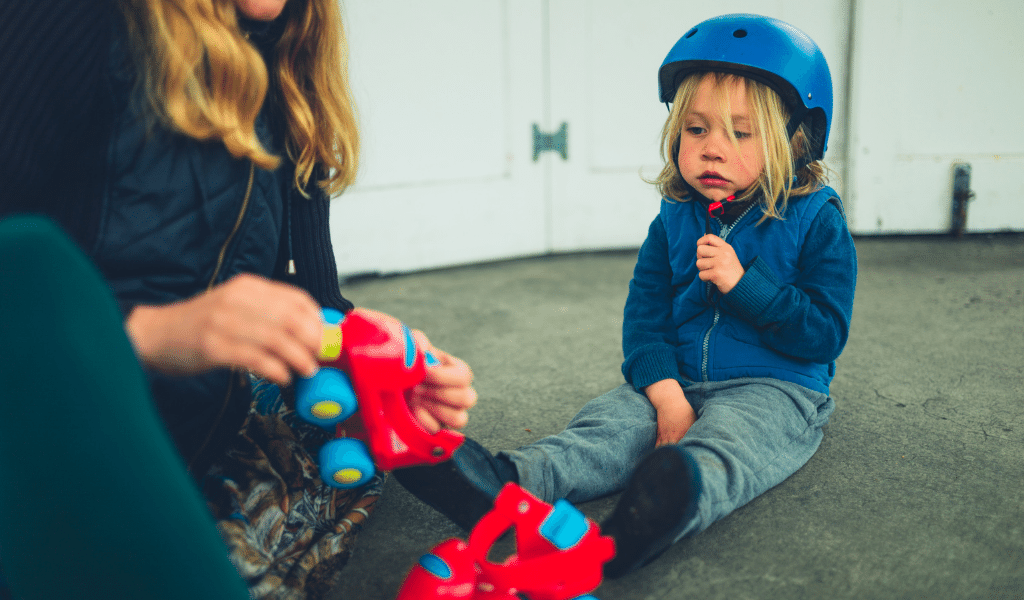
[601,445,701,578]
[393,437,518,532]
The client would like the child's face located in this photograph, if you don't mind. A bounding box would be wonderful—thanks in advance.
[677,76,765,201]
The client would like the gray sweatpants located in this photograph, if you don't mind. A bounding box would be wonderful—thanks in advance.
[501,378,833,539]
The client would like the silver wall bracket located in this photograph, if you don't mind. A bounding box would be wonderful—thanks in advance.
[533,122,568,161]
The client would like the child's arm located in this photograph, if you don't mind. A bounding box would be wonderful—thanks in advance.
[621,215,686,390]
[645,378,697,446]
[721,202,857,363]
[622,216,698,445]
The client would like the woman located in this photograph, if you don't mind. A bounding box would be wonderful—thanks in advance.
[0,0,476,597]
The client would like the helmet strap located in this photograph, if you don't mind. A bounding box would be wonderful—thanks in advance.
[785,106,808,141]
[785,106,814,175]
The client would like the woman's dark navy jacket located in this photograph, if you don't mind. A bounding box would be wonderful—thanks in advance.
[0,0,354,478]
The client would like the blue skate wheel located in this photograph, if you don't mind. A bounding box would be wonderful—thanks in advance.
[319,438,374,489]
[295,368,357,429]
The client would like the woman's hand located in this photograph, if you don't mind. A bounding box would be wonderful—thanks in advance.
[125,274,323,386]
[644,378,697,447]
[696,234,745,294]
[407,329,477,434]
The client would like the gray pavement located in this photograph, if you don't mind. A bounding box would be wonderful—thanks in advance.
[328,234,1024,600]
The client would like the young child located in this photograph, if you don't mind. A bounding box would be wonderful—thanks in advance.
[396,13,857,578]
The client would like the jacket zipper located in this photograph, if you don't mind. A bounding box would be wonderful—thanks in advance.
[699,203,755,382]
[188,162,255,473]
[206,163,256,290]
[700,309,720,382]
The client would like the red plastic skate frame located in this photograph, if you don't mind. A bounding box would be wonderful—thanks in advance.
[397,483,616,600]
[319,309,464,471]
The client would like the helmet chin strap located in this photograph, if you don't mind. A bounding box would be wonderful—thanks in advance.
[678,178,740,236]
[704,192,738,235]
[785,107,807,140]
[707,195,737,219]
[786,107,815,174]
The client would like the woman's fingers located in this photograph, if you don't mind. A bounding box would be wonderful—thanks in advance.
[408,388,473,431]
[421,352,475,396]
[410,404,442,435]
[127,274,324,381]
[215,274,323,351]
[401,328,477,431]
[205,276,323,381]
[217,341,293,386]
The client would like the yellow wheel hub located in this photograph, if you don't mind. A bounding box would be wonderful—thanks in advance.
[319,324,342,360]
[311,401,342,420]
[334,468,363,485]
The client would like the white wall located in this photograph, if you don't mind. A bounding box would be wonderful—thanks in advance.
[331,0,1023,278]
[545,0,852,252]
[846,0,1024,234]
[334,1,548,277]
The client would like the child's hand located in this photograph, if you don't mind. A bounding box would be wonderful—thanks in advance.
[644,379,697,447]
[406,329,478,433]
[696,234,745,294]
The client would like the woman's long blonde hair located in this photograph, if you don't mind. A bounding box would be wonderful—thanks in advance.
[653,72,827,221]
[119,0,358,196]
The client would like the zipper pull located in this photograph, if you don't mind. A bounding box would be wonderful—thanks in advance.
[288,259,296,275]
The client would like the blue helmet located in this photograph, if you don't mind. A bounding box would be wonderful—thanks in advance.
[658,14,833,160]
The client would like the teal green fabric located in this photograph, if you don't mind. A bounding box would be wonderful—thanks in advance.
[0,216,250,600]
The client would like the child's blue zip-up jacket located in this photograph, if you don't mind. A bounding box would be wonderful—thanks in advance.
[622,186,857,395]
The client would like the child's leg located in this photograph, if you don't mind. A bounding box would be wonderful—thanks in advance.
[603,377,833,577]
[394,384,657,530]
[502,383,658,504]
[0,217,249,600]
[678,378,834,538]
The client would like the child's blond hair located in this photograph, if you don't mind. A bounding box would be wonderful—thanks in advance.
[119,0,359,197]
[653,72,827,222]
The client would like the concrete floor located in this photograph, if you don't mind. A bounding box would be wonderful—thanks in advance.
[328,234,1024,600]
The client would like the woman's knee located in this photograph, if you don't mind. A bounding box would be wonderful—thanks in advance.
[0,216,91,295]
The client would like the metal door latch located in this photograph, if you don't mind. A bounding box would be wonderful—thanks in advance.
[951,163,975,237]
[533,122,568,161]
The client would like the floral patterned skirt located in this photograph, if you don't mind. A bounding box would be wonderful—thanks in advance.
[201,378,384,600]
